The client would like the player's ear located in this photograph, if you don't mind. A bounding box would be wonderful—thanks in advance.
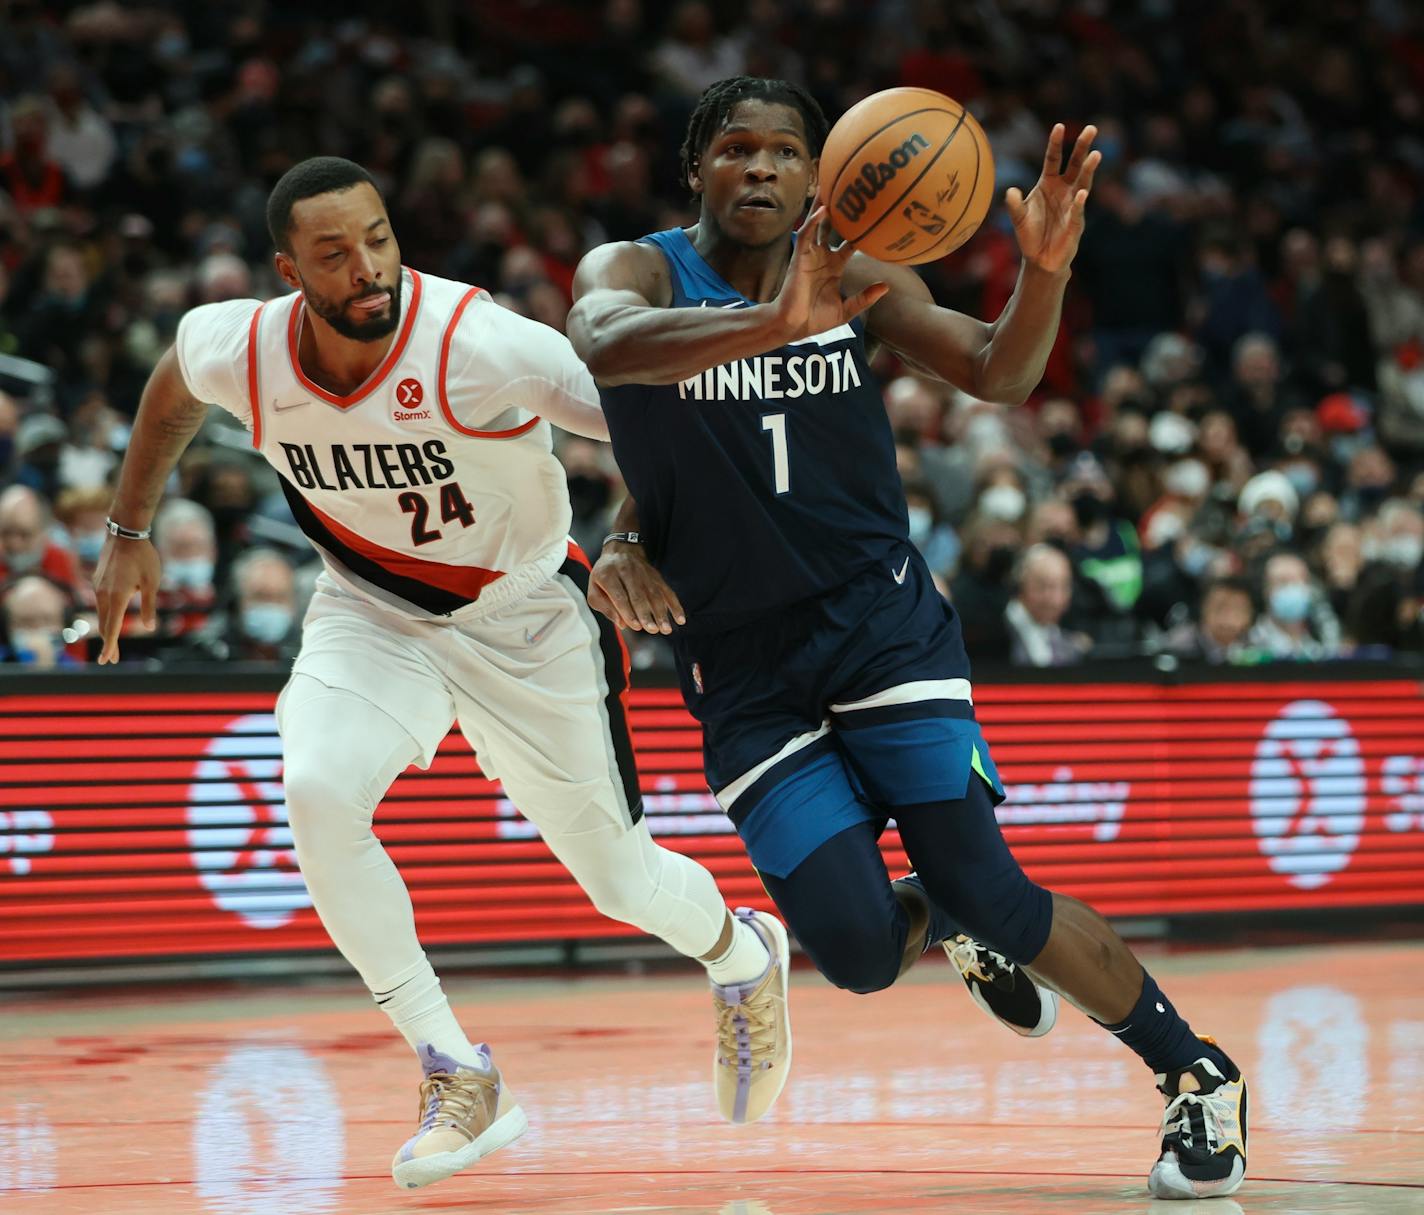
[686,160,704,197]
[273,251,301,293]
[806,156,820,203]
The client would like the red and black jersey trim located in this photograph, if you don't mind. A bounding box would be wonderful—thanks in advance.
[279,476,488,615]
[560,542,643,825]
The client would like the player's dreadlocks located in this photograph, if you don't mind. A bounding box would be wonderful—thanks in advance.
[679,76,829,192]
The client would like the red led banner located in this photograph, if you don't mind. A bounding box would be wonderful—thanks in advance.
[2,675,1422,964]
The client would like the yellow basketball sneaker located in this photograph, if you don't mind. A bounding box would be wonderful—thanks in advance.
[710,908,792,1124]
[391,1044,528,1190]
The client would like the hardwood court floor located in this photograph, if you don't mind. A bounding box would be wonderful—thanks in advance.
[1,942,1420,1214]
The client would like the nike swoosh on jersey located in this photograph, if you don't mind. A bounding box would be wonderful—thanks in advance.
[892,557,910,584]
[272,397,311,412]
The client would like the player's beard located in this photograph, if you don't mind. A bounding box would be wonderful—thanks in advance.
[301,275,403,342]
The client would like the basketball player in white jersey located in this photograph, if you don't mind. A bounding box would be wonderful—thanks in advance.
[93,158,792,1190]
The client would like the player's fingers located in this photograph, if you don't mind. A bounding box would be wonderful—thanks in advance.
[844,281,890,320]
[625,576,663,634]
[661,583,687,627]
[139,577,157,630]
[95,590,126,664]
[1074,187,1089,214]
[596,571,641,630]
[797,204,827,236]
[1064,124,1098,180]
[1004,186,1027,222]
[1042,123,1065,176]
[1074,149,1102,195]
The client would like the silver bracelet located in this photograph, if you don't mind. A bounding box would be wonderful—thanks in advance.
[105,516,152,541]
[603,530,642,546]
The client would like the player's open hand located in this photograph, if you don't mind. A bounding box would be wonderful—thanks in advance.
[1007,124,1101,274]
[93,535,161,664]
[590,541,685,634]
[772,205,888,342]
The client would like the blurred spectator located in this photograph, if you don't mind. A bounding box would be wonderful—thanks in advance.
[949,513,1022,661]
[1319,521,1365,621]
[1235,469,1299,566]
[0,574,79,667]
[1224,333,1303,458]
[1166,576,1257,664]
[1005,544,1090,667]
[652,2,746,100]
[52,484,108,593]
[197,548,300,663]
[0,95,66,214]
[904,479,958,581]
[1250,552,1342,660]
[43,63,116,192]
[152,498,217,641]
[0,483,77,588]
[11,412,66,500]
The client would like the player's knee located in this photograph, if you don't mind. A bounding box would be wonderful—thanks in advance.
[282,760,370,846]
[942,868,1053,966]
[795,918,900,995]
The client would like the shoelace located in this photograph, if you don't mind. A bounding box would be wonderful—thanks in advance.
[1160,1087,1234,1154]
[947,936,1013,985]
[416,1070,494,1133]
[713,987,779,1069]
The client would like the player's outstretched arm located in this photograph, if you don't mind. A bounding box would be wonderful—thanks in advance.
[856,123,1101,406]
[587,497,685,635]
[93,346,208,663]
[568,210,885,388]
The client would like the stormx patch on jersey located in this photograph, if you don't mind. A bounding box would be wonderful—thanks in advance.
[678,346,863,402]
[280,439,456,492]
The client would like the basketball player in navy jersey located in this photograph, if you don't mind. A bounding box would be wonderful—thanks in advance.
[569,78,1247,1200]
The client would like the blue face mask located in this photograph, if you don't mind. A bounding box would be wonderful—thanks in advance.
[241,603,293,644]
[74,531,106,564]
[166,558,214,590]
[1269,582,1312,623]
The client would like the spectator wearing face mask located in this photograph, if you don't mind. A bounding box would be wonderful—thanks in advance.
[11,411,68,502]
[1005,544,1090,667]
[195,547,300,663]
[0,574,81,667]
[1318,521,1365,620]
[1234,470,1299,567]
[1165,576,1256,663]
[904,479,959,582]
[1362,500,1424,574]
[52,485,111,604]
[152,498,218,640]
[948,513,1023,661]
[1249,552,1341,660]
[0,483,78,590]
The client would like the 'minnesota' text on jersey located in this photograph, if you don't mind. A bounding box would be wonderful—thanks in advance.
[599,228,908,633]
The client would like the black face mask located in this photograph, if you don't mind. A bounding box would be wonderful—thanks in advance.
[567,473,610,518]
[983,544,1018,584]
[1072,491,1107,528]
[1047,432,1078,458]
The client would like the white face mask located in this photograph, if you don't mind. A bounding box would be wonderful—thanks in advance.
[1383,535,1423,570]
[979,484,1026,522]
[1165,459,1210,500]
[907,505,933,545]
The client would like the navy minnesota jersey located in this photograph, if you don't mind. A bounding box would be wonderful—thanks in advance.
[600,227,908,634]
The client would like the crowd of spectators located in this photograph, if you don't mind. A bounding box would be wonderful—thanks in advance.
[1,0,1422,670]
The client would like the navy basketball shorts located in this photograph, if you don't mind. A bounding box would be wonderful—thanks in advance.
[672,543,1004,878]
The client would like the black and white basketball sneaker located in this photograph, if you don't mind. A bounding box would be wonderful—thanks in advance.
[1149,1040,1248,1199]
[892,873,1058,1037]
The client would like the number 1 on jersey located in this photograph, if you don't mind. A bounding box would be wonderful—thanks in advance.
[761,413,790,495]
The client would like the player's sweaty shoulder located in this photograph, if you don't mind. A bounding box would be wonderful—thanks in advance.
[574,240,672,309]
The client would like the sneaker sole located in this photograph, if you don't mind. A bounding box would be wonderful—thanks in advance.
[1147,1155,1245,1200]
[948,944,1060,1038]
[722,911,793,1126]
[391,1103,529,1190]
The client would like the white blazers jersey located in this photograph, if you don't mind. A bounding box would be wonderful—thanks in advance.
[176,268,607,619]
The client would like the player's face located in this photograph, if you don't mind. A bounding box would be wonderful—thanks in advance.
[277,183,404,343]
[691,100,817,248]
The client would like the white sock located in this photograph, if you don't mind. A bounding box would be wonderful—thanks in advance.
[703,915,771,986]
[374,960,482,1066]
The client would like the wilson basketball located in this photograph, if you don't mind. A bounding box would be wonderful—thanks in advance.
[819,87,995,265]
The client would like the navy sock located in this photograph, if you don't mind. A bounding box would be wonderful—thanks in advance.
[1097,969,1230,1076]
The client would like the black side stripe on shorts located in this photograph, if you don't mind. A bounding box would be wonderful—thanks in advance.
[559,555,644,825]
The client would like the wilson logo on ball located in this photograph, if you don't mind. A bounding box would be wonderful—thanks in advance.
[833,132,930,224]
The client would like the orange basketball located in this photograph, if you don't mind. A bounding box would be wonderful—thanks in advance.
[819,87,995,265]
